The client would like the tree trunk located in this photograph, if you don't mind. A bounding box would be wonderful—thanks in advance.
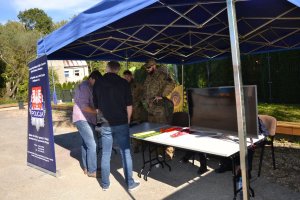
[4,77,21,98]
[4,82,11,98]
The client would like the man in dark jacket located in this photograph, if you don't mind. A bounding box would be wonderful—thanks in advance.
[93,61,140,192]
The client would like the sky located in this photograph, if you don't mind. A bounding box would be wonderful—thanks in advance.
[0,0,101,24]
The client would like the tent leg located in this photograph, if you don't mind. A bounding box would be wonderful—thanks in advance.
[226,0,250,199]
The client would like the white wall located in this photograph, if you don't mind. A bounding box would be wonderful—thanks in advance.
[48,60,89,84]
[64,66,89,83]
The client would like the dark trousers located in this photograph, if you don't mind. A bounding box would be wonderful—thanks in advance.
[183,151,207,168]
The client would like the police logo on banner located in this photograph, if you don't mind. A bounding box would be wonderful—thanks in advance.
[29,86,46,131]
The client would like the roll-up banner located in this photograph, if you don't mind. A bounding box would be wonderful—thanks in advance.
[27,55,56,176]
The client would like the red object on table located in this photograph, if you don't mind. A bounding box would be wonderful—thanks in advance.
[160,127,182,133]
[160,127,190,138]
[171,131,189,138]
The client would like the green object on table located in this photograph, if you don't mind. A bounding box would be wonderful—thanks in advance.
[133,131,161,139]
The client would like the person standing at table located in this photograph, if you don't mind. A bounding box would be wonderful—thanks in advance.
[142,58,176,159]
[123,70,146,153]
[123,70,146,123]
[73,70,102,177]
[93,61,140,191]
[142,59,175,124]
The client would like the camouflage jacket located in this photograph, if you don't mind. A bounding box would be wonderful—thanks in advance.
[142,69,175,110]
[131,81,144,120]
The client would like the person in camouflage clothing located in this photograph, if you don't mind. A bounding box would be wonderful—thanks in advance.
[142,59,176,159]
[142,59,175,124]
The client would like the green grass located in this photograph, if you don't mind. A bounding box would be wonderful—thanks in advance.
[58,102,74,106]
[258,103,300,122]
[51,102,73,110]
[0,98,17,105]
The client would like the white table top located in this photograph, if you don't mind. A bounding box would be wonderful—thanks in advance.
[130,122,264,157]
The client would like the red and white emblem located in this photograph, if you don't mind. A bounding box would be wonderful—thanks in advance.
[29,86,46,131]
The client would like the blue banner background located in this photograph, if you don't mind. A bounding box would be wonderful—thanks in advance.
[27,55,56,174]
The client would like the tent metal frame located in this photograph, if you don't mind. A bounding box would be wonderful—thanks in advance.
[49,0,300,64]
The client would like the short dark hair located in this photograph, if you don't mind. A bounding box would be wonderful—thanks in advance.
[123,70,132,76]
[88,70,102,80]
[107,61,120,71]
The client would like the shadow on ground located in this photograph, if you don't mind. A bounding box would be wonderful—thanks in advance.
[54,132,208,187]
[54,132,300,200]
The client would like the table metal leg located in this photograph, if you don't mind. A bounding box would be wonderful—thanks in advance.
[137,141,172,181]
[144,144,168,180]
[138,141,146,178]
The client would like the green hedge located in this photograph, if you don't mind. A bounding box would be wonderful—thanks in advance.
[50,81,79,102]
[181,49,300,104]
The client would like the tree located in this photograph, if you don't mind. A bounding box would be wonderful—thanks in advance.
[0,59,6,96]
[0,21,40,99]
[88,61,107,74]
[53,20,68,30]
[87,60,144,77]
[18,8,53,34]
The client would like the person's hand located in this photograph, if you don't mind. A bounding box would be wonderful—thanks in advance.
[152,96,163,102]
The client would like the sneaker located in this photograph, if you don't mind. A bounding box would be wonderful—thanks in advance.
[83,168,87,175]
[128,181,140,192]
[102,186,110,191]
[87,171,101,178]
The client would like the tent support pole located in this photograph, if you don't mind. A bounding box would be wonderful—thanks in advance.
[226,0,249,199]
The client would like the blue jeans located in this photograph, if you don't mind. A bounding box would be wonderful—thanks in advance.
[101,124,134,188]
[75,120,97,173]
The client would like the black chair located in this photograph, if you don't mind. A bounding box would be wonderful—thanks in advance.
[171,112,189,127]
[171,112,208,174]
[171,111,190,159]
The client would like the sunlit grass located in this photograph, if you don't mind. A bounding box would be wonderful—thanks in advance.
[0,98,17,105]
[258,103,300,122]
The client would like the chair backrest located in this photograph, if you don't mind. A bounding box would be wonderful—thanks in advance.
[258,115,277,136]
[171,112,189,127]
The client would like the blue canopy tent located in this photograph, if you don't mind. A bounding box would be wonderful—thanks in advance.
[36,0,300,198]
[38,0,300,64]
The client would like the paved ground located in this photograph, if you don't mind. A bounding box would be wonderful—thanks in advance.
[0,108,299,200]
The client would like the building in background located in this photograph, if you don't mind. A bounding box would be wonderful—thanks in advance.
[48,60,89,84]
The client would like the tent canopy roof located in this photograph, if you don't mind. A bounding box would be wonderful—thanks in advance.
[37,0,300,64]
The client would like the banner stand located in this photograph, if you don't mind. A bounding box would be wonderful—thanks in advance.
[27,55,57,176]
[27,163,59,177]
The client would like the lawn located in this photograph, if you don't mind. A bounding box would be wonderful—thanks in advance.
[258,103,300,122]
[0,98,17,105]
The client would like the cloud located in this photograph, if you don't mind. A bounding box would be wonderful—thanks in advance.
[11,0,100,12]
